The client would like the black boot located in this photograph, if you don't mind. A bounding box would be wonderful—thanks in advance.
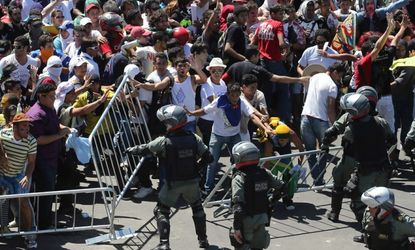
[155,206,170,249]
[152,243,171,250]
[327,188,344,222]
[193,215,209,248]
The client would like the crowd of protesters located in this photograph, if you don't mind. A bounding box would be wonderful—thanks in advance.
[0,0,414,248]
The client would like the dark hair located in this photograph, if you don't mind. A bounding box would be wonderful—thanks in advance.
[190,42,207,54]
[37,83,57,95]
[408,38,415,52]
[38,34,54,48]
[1,64,17,81]
[154,52,168,62]
[314,28,331,41]
[202,9,214,24]
[361,41,374,56]
[125,9,140,24]
[166,38,179,49]
[14,36,30,48]
[120,0,135,12]
[246,0,258,10]
[80,37,98,52]
[241,74,258,86]
[167,47,184,64]
[152,31,168,44]
[227,82,241,94]
[74,25,87,33]
[174,57,189,66]
[3,79,20,92]
[233,5,249,16]
[0,40,11,54]
[269,4,285,13]
[149,9,168,28]
[245,45,259,59]
[7,4,21,16]
[328,62,346,73]
[103,1,120,14]
[51,9,63,18]
[4,104,17,124]
[284,5,296,13]
[144,0,160,11]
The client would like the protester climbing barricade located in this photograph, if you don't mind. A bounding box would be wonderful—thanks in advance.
[0,187,116,239]
[203,146,343,213]
[88,74,152,209]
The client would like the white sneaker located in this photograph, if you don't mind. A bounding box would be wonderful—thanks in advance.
[133,187,153,199]
[285,205,295,211]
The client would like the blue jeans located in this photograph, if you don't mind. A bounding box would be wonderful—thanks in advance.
[204,133,241,192]
[260,59,291,122]
[300,116,329,185]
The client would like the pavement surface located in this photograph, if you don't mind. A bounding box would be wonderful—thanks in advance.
[1,148,414,250]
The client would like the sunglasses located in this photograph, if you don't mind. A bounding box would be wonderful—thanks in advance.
[315,40,326,45]
[55,16,64,19]
[14,45,24,50]
[211,69,224,74]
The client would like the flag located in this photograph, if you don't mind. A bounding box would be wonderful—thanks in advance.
[332,13,357,54]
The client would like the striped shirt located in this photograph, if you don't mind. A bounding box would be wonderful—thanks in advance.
[0,127,37,177]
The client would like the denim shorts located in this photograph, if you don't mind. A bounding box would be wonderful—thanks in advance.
[0,172,30,194]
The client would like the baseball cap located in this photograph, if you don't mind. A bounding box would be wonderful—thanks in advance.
[130,26,151,39]
[69,56,88,73]
[54,81,75,111]
[80,17,92,26]
[12,113,32,124]
[85,2,100,13]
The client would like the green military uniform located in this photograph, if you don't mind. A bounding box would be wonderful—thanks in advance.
[342,115,395,222]
[362,208,415,250]
[145,129,211,249]
[232,167,284,250]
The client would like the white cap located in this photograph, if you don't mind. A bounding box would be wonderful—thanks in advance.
[206,57,227,71]
[54,81,75,111]
[69,56,88,73]
[124,64,140,78]
[80,17,92,26]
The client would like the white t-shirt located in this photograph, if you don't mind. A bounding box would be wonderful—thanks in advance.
[172,76,196,122]
[0,54,40,89]
[43,1,74,24]
[298,45,339,70]
[65,42,80,59]
[204,96,254,137]
[136,46,157,77]
[240,91,267,134]
[301,73,338,122]
[200,78,227,121]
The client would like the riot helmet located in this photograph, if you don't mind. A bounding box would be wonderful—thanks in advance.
[356,85,378,105]
[232,141,260,168]
[156,104,187,131]
[361,186,395,211]
[340,93,370,120]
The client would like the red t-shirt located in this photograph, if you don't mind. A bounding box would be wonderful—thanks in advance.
[255,19,284,61]
[99,31,124,56]
[354,53,372,88]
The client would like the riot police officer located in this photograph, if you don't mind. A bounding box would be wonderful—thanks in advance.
[361,187,415,250]
[127,105,213,250]
[230,141,285,250]
[322,86,379,222]
[338,93,396,242]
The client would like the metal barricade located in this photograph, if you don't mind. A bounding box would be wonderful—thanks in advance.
[203,146,343,211]
[88,74,152,212]
[0,187,115,238]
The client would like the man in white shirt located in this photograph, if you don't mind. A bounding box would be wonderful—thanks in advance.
[0,36,41,97]
[297,29,339,76]
[301,62,345,186]
[70,37,100,77]
[188,83,272,193]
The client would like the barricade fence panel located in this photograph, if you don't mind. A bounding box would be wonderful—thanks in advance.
[203,146,343,209]
[89,74,152,211]
[0,187,115,238]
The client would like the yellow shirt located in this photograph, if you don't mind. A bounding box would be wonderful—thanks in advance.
[73,88,115,135]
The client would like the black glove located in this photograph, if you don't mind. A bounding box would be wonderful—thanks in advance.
[404,139,415,156]
[125,144,150,156]
[320,143,330,154]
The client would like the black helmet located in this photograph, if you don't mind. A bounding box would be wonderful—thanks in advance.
[99,12,123,32]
